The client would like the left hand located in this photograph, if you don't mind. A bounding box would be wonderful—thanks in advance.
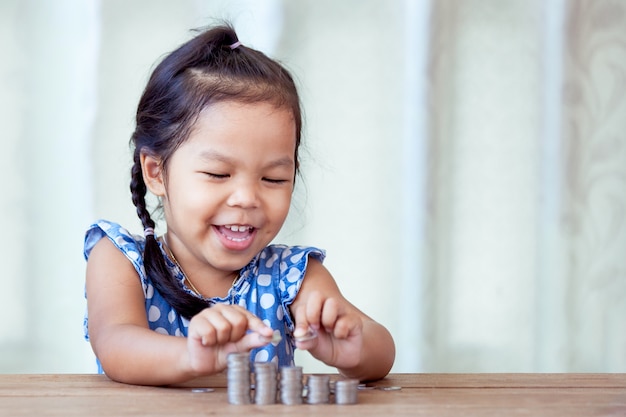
[291,290,363,370]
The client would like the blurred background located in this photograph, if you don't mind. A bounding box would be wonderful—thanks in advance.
[1,0,625,374]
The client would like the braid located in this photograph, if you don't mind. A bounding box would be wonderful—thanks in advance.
[129,150,209,319]
[130,151,155,231]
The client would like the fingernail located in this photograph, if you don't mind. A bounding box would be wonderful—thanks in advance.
[294,326,318,343]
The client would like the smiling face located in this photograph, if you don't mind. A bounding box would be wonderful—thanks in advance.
[143,100,297,286]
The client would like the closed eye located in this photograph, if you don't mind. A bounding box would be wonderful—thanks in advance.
[263,177,289,184]
[204,172,229,180]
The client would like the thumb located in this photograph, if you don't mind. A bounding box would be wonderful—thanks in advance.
[292,305,311,339]
[235,331,274,352]
[292,306,318,348]
[234,311,275,351]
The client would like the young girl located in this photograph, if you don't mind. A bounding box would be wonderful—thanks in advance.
[84,24,395,386]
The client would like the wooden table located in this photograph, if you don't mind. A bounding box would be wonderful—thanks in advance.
[1,373,624,416]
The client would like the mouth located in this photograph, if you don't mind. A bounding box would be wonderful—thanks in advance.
[217,224,255,242]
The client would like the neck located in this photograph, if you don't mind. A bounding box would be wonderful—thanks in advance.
[160,234,239,297]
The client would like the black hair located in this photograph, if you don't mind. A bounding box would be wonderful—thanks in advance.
[129,24,302,319]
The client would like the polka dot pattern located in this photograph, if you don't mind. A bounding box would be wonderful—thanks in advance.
[83,220,326,371]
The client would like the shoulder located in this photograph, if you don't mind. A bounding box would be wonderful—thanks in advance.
[84,220,146,272]
[245,245,326,296]
[240,245,327,327]
[249,245,326,282]
[85,220,143,254]
[257,244,326,270]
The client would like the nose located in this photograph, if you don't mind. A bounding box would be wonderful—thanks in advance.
[226,180,260,209]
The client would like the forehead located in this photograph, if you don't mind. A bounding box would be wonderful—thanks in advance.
[181,101,297,162]
[197,100,293,128]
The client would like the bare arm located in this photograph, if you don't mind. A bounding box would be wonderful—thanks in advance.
[289,259,395,381]
[86,238,272,386]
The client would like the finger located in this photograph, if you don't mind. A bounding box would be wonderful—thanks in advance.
[203,312,232,345]
[320,297,341,333]
[292,301,313,339]
[332,313,361,339]
[242,310,274,340]
[304,291,325,332]
[293,326,318,351]
[212,305,273,341]
[233,309,274,347]
[235,330,277,352]
[219,307,253,341]
[188,315,218,346]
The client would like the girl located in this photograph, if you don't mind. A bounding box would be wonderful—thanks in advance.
[84,24,395,386]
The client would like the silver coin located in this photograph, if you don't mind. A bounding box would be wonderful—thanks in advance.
[191,388,214,393]
[377,385,402,391]
[279,366,303,405]
[294,327,318,343]
[227,352,251,405]
[334,379,359,405]
[253,362,277,405]
[270,331,282,344]
[306,374,330,404]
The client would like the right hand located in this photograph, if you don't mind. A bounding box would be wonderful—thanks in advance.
[186,304,273,375]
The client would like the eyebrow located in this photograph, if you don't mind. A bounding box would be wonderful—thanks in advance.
[198,150,295,169]
[198,150,232,164]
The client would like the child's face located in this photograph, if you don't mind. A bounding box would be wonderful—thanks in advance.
[160,101,297,276]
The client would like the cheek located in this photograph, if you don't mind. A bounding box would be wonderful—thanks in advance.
[168,184,216,216]
[270,191,293,220]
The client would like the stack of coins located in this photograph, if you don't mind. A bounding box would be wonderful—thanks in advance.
[279,366,303,405]
[334,379,359,405]
[305,374,330,404]
[227,352,251,404]
[253,362,277,405]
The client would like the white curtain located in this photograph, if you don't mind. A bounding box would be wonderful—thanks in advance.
[1,0,624,373]
[420,0,626,372]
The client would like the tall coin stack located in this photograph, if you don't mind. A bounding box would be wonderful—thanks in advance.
[305,374,330,404]
[253,362,277,405]
[227,352,251,404]
[334,379,359,405]
[279,366,303,405]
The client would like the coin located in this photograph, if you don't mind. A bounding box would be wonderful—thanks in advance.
[334,379,359,405]
[270,331,283,344]
[294,327,318,343]
[378,386,402,391]
[279,366,304,405]
[306,374,330,404]
[227,352,251,405]
[253,362,277,405]
[191,388,214,393]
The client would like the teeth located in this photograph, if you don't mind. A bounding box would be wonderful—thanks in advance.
[226,225,251,232]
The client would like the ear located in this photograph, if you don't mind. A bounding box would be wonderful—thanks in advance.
[140,152,166,196]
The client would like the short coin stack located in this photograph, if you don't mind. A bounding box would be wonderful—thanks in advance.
[306,374,330,404]
[253,362,277,405]
[334,379,359,405]
[279,365,304,405]
[226,352,251,404]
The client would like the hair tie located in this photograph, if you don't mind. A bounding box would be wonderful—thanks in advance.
[229,40,242,50]
[144,227,155,237]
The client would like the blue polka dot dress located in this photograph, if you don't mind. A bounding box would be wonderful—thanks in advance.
[83,220,325,372]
